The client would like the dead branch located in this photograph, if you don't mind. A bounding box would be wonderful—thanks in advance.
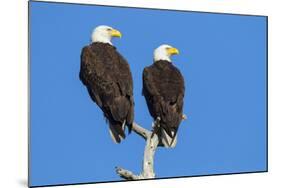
[115,119,161,180]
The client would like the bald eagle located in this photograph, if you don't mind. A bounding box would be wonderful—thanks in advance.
[142,44,185,148]
[80,25,134,143]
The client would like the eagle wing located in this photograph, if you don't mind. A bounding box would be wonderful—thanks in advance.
[80,44,134,143]
[80,46,103,107]
[142,63,185,143]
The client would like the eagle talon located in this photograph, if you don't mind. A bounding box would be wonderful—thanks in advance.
[151,117,161,135]
[155,117,161,126]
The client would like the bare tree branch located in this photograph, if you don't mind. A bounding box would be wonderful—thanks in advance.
[132,122,151,140]
[115,167,140,180]
[140,133,159,178]
[115,119,161,180]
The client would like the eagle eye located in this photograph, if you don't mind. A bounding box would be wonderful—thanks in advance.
[106,28,112,31]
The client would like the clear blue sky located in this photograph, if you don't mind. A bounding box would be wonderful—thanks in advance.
[30,1,267,187]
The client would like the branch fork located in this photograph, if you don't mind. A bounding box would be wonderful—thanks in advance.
[115,118,160,180]
[115,115,186,180]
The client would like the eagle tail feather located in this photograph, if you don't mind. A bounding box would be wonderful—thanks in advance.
[160,128,177,148]
[108,122,126,144]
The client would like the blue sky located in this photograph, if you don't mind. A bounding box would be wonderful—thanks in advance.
[30,1,267,187]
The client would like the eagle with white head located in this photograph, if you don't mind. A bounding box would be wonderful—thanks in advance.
[142,44,185,148]
[80,25,134,143]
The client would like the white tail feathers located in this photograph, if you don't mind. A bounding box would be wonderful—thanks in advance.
[160,128,177,148]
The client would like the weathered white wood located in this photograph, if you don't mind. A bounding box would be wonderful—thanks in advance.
[115,167,140,180]
[116,120,160,180]
[132,122,151,140]
[140,133,159,178]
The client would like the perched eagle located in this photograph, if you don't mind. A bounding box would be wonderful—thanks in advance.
[80,25,134,143]
[142,44,185,148]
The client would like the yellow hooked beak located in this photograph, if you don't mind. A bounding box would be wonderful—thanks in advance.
[167,47,179,55]
[110,29,122,38]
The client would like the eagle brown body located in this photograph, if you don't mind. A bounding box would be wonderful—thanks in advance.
[143,60,185,147]
[80,42,134,143]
